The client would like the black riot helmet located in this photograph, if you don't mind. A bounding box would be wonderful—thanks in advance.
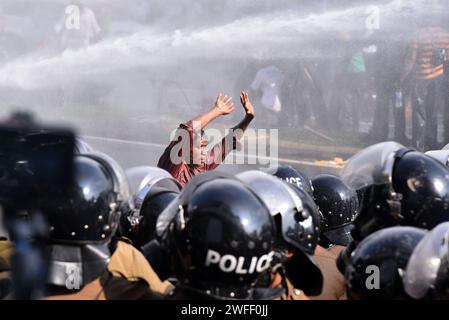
[403,222,449,300]
[121,166,181,247]
[237,170,323,296]
[341,141,449,242]
[263,165,314,197]
[312,174,358,248]
[345,226,426,300]
[393,151,449,228]
[157,171,277,300]
[238,170,319,254]
[41,152,133,244]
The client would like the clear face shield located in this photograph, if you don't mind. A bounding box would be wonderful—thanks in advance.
[125,166,174,196]
[340,142,409,241]
[341,141,405,190]
[125,166,181,228]
[403,222,449,299]
[425,150,449,167]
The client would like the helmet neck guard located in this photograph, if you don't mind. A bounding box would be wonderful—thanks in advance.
[45,243,111,289]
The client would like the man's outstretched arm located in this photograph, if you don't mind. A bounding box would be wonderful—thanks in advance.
[191,94,235,129]
[207,92,256,169]
[157,94,234,179]
[232,91,255,138]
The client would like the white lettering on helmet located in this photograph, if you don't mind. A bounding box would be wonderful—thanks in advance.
[219,254,237,272]
[235,257,248,274]
[286,177,303,189]
[248,256,258,274]
[205,249,221,266]
[256,251,275,272]
[204,249,274,274]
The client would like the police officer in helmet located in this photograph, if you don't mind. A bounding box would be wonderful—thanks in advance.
[156,172,283,300]
[286,183,348,300]
[312,174,358,255]
[237,170,323,300]
[337,141,449,274]
[121,166,181,248]
[41,152,167,299]
[345,226,426,300]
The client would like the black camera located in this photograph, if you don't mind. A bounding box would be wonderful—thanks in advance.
[0,113,76,212]
[0,113,76,299]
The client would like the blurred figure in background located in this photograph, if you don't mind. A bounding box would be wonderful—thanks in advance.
[368,32,408,145]
[281,59,329,130]
[251,64,284,125]
[329,33,368,136]
[55,1,101,51]
[400,13,449,150]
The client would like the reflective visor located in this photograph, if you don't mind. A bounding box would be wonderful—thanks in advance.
[341,141,405,190]
[403,222,449,299]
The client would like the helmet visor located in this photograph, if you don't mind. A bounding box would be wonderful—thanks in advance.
[125,166,174,196]
[425,150,449,167]
[135,177,181,211]
[341,141,405,190]
[403,222,449,299]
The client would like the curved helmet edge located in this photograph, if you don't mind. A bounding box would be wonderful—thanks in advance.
[403,222,449,299]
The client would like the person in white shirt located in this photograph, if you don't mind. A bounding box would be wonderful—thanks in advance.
[251,65,284,113]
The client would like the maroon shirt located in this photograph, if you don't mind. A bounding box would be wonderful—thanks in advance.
[157,121,238,187]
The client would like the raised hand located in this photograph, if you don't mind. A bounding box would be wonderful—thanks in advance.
[239,91,255,117]
[214,93,235,116]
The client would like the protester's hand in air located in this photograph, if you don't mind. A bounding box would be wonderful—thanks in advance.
[214,93,235,116]
[240,91,255,117]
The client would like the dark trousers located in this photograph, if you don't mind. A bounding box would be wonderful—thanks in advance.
[410,77,445,150]
[371,82,405,143]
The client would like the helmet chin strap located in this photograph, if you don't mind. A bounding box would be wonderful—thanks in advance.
[44,243,111,289]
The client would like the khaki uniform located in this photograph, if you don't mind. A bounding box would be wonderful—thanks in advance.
[0,240,13,299]
[0,240,13,271]
[310,245,347,300]
[46,241,173,300]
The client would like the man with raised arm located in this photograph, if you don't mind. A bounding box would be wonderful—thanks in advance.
[157,92,255,186]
